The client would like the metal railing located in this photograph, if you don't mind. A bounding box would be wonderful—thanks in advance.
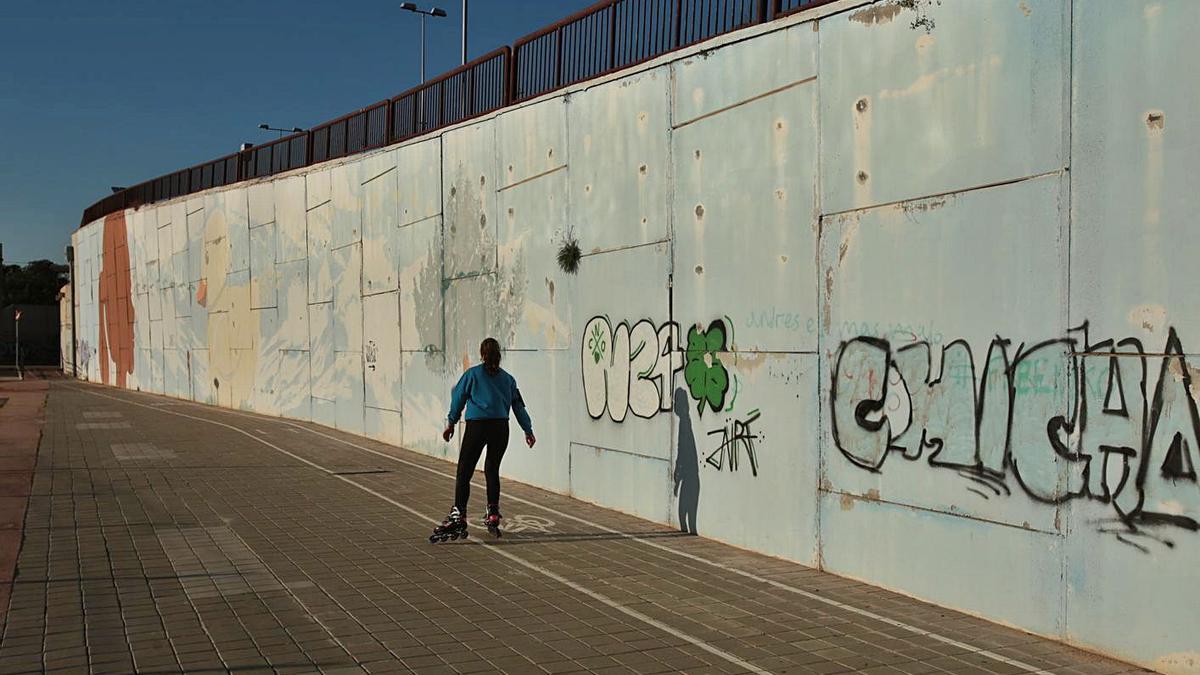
[80,0,835,227]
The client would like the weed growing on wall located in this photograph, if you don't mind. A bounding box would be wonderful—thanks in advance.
[557,237,582,274]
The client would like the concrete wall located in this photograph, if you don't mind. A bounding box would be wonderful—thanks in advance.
[70,1,1200,671]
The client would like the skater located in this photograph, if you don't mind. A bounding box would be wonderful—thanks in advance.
[431,337,535,542]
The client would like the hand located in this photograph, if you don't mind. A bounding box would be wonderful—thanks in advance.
[442,425,454,443]
[525,433,536,448]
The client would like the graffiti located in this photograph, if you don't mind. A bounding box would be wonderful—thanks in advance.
[78,340,93,373]
[588,322,607,364]
[684,320,730,416]
[365,340,378,371]
[581,317,683,421]
[744,310,944,345]
[705,410,762,476]
[831,323,1200,543]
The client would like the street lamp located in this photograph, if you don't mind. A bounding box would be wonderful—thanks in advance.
[258,123,304,139]
[399,3,447,83]
[461,0,468,65]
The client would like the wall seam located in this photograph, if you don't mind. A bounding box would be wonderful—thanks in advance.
[666,56,679,529]
[1060,0,1076,644]
[813,12,825,572]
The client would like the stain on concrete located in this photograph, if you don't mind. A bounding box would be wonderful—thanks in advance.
[849,3,904,26]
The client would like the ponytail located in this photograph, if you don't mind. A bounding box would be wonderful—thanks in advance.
[480,337,502,375]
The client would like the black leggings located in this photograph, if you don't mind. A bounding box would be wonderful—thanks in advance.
[454,419,510,512]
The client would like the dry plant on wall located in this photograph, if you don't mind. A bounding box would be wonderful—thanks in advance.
[557,236,582,274]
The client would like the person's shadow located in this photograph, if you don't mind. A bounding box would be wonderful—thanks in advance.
[673,387,700,535]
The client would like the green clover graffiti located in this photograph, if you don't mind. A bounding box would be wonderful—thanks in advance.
[588,322,607,365]
[684,320,729,416]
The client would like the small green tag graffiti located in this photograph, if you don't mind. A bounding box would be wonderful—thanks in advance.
[684,320,729,416]
[588,322,607,364]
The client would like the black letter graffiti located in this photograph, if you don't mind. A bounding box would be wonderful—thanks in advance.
[831,323,1200,546]
[705,410,762,476]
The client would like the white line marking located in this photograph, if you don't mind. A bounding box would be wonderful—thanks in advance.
[68,384,1047,673]
[267,423,1045,672]
[73,386,770,675]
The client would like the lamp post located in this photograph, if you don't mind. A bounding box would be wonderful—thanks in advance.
[258,123,304,139]
[461,0,468,65]
[66,245,76,379]
[399,3,447,83]
[13,308,20,381]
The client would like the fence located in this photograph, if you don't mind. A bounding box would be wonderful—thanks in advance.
[80,0,836,227]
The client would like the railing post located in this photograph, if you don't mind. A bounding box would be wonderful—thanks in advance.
[467,67,475,117]
[608,2,617,70]
[554,27,564,88]
[506,47,516,104]
[385,100,394,145]
[440,80,447,129]
[672,0,683,48]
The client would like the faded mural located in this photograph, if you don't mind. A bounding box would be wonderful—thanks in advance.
[70,1,1200,672]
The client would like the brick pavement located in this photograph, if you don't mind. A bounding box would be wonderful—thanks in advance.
[0,381,1155,674]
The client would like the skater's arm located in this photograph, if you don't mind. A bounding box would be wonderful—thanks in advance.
[447,370,472,426]
[511,381,534,437]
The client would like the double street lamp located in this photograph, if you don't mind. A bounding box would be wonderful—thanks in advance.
[258,123,304,139]
[399,3,448,83]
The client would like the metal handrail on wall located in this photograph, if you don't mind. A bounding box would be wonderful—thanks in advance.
[78,0,834,228]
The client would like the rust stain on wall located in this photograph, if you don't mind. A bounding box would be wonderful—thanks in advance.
[97,211,135,387]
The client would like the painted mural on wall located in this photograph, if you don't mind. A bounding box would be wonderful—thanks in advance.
[832,323,1200,549]
[97,212,135,387]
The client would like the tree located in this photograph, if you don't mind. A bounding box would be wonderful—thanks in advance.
[0,260,69,306]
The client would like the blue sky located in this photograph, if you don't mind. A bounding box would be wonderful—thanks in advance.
[0,0,594,264]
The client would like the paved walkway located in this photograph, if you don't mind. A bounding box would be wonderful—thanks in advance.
[0,381,1153,674]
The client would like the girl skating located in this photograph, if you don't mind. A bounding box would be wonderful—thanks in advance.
[431,338,535,543]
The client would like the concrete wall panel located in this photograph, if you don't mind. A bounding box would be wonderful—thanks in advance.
[363,291,402,413]
[443,122,498,278]
[362,163,400,294]
[248,182,274,229]
[673,80,819,353]
[398,217,443,352]
[275,176,307,264]
[396,139,442,227]
[819,491,1066,638]
[569,68,671,253]
[572,244,671,463]
[249,223,278,309]
[401,350,449,459]
[499,350,571,495]
[1070,0,1200,351]
[819,0,1067,214]
[570,442,669,523]
[673,22,816,125]
[496,170,572,351]
[496,98,568,190]
[331,161,363,250]
[820,177,1067,531]
[444,274,495,371]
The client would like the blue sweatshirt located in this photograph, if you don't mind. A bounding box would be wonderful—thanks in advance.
[447,365,533,435]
